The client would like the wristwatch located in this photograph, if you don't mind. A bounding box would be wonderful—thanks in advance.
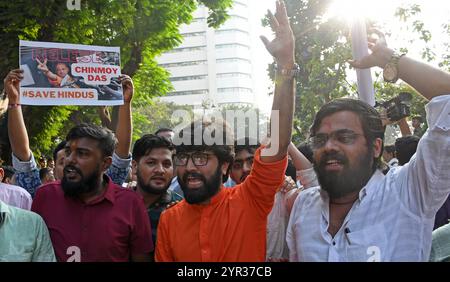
[383,51,405,83]
[276,63,300,79]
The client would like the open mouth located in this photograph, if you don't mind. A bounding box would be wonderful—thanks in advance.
[186,176,203,188]
[324,159,344,170]
[64,166,80,178]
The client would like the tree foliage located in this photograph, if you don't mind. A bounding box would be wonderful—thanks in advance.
[0,0,232,162]
[132,100,193,142]
[268,0,444,145]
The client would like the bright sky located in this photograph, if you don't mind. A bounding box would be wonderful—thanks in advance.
[324,0,450,62]
[251,0,450,113]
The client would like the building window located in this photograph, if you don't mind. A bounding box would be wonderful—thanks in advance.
[217,72,251,79]
[216,58,251,64]
[191,17,205,23]
[229,15,248,22]
[217,87,252,94]
[166,46,206,53]
[219,102,253,107]
[170,75,207,82]
[215,29,249,36]
[168,90,208,96]
[215,43,249,50]
[181,31,206,38]
[159,60,207,68]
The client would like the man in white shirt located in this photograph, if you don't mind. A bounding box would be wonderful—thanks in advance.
[382,145,398,169]
[0,166,32,210]
[287,30,450,261]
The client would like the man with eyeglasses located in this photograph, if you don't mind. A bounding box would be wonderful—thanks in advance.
[155,0,295,262]
[287,30,450,261]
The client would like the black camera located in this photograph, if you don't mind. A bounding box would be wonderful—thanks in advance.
[375,92,412,122]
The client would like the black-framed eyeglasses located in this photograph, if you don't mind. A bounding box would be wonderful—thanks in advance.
[174,152,213,166]
[308,129,364,150]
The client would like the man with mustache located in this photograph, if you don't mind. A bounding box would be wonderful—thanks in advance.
[155,0,295,262]
[4,71,153,261]
[229,138,259,185]
[29,123,153,262]
[5,70,134,197]
[287,30,450,261]
[130,134,182,253]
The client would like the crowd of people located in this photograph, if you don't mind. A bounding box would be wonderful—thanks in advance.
[0,0,449,262]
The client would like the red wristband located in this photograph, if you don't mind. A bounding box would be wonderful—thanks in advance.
[8,104,21,109]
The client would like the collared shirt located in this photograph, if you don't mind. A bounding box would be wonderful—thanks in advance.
[0,200,55,262]
[387,157,399,168]
[13,152,131,197]
[430,223,450,262]
[168,176,184,197]
[150,191,183,242]
[287,95,450,262]
[296,167,319,189]
[0,182,32,210]
[155,147,288,262]
[131,186,183,244]
[224,177,236,188]
[434,195,450,230]
[31,175,153,262]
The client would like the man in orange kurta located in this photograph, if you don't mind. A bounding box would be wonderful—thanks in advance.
[156,147,288,261]
[155,0,297,262]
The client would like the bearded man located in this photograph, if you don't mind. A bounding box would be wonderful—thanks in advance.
[286,29,450,262]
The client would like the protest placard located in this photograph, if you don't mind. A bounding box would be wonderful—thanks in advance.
[19,40,123,106]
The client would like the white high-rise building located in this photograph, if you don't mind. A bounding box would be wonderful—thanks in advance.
[158,0,271,109]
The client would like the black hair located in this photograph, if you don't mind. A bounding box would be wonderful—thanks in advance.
[285,160,297,181]
[65,123,117,157]
[234,137,260,155]
[53,140,67,162]
[39,167,52,181]
[132,134,175,162]
[384,145,396,154]
[297,142,314,163]
[412,116,423,123]
[1,165,15,181]
[310,98,385,170]
[155,127,174,135]
[395,135,420,165]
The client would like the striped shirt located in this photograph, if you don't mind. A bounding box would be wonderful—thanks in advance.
[287,94,450,262]
[0,183,32,210]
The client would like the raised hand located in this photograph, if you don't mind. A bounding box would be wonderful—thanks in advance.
[119,74,133,103]
[349,29,394,69]
[279,175,297,193]
[260,0,295,68]
[36,58,49,73]
[3,69,24,104]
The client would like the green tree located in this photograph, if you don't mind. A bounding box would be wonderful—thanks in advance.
[0,0,232,162]
[216,104,269,141]
[268,0,441,144]
[132,99,193,142]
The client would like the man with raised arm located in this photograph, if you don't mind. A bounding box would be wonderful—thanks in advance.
[287,29,450,262]
[155,0,296,262]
